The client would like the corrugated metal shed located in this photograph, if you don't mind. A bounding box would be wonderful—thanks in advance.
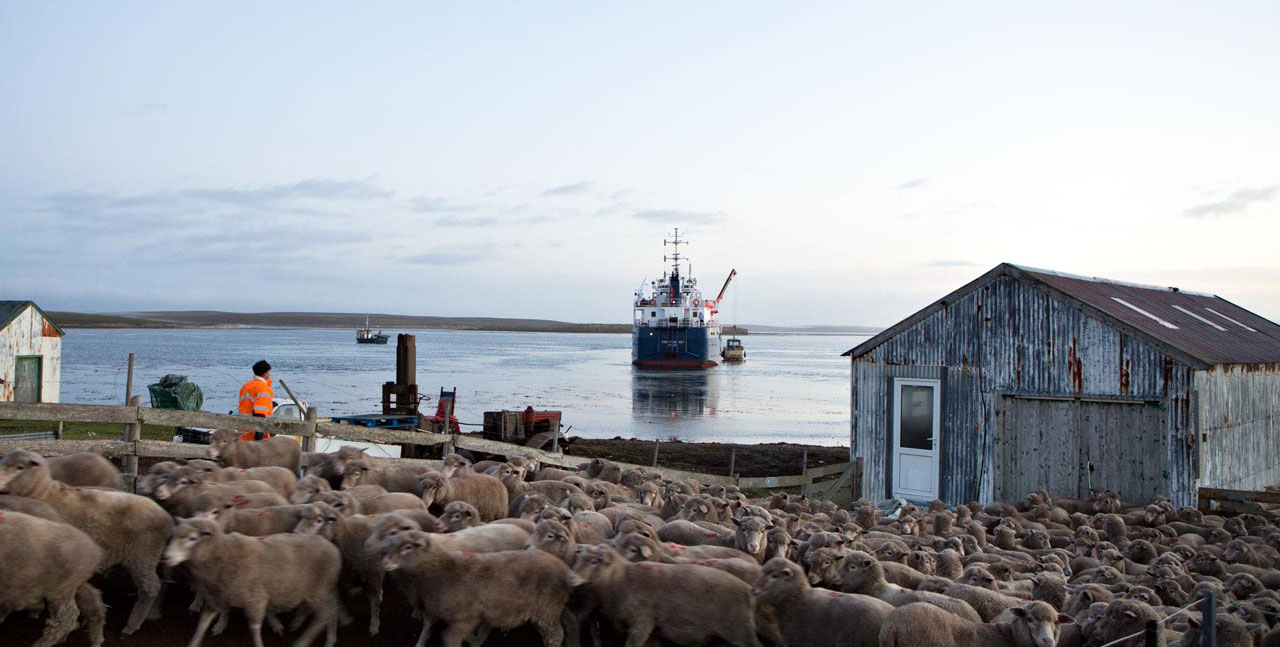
[845,264,1280,365]
[845,264,1280,508]
[0,301,63,403]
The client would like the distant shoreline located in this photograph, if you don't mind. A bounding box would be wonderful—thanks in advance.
[49,310,881,336]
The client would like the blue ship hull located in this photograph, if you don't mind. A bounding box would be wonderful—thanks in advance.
[632,326,720,369]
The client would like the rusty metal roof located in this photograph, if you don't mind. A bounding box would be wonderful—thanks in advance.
[0,301,64,336]
[844,264,1280,366]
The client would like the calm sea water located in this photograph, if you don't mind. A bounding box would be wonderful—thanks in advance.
[61,329,868,447]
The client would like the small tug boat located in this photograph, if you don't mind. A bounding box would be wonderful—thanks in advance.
[356,315,390,344]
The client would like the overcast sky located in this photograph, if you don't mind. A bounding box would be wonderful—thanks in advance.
[2,2,1277,327]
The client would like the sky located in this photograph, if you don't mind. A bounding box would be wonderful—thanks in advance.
[1,2,1278,327]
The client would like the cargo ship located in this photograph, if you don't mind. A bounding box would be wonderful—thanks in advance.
[632,229,735,369]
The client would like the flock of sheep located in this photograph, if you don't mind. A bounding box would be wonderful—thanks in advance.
[2,427,1280,647]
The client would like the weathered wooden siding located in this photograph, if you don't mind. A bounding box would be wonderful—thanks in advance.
[1196,364,1280,492]
[1,306,62,403]
[995,397,1169,504]
[852,275,1199,506]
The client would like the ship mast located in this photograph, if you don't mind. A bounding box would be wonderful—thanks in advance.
[663,228,687,303]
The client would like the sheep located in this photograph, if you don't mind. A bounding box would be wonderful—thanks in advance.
[136,461,181,497]
[879,600,1071,647]
[215,465,298,497]
[1091,598,1167,647]
[418,470,509,521]
[191,490,289,519]
[571,544,764,647]
[0,449,170,634]
[163,518,340,647]
[1178,613,1263,647]
[293,503,389,635]
[0,493,64,522]
[303,446,367,488]
[381,529,582,647]
[46,452,122,489]
[751,557,893,647]
[207,428,302,472]
[832,551,981,622]
[216,504,312,536]
[657,518,736,546]
[348,489,429,514]
[611,531,763,583]
[0,510,106,647]
[499,471,586,506]
[290,474,332,503]
[341,459,430,493]
[152,465,278,516]
[526,518,578,563]
[921,577,1026,622]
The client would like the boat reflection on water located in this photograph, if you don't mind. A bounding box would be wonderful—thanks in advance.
[631,369,721,428]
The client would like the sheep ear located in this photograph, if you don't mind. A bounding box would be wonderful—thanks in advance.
[730,517,742,527]
[1057,614,1074,625]
[861,558,874,568]
[640,544,652,558]
[1009,607,1027,618]
[1122,610,1138,619]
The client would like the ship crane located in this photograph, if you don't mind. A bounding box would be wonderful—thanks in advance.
[715,269,738,306]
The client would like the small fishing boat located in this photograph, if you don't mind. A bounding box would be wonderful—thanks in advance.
[721,337,746,362]
[356,316,389,344]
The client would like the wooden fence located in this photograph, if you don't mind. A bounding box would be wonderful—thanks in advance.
[0,402,859,501]
[1197,487,1280,517]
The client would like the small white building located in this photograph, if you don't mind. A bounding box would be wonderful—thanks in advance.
[0,301,63,403]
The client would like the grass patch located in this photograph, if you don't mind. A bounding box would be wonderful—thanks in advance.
[0,418,177,442]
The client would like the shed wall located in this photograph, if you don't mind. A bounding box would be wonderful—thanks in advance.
[852,275,1198,506]
[1196,364,1280,492]
[1,306,62,403]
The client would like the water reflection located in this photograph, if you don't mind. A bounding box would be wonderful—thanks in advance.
[631,369,721,428]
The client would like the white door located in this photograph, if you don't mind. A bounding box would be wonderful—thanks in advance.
[892,378,940,501]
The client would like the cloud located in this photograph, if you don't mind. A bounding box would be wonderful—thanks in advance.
[1184,185,1277,218]
[409,196,478,213]
[434,215,499,227]
[923,259,982,268]
[632,209,724,224]
[896,177,930,190]
[184,178,393,206]
[542,181,595,197]
[399,245,495,266]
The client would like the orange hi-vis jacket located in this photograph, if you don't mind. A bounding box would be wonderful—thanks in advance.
[239,376,274,416]
[238,376,274,440]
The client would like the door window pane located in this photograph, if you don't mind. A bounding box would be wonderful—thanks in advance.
[899,385,934,450]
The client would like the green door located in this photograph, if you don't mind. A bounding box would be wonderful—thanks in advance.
[14,356,42,403]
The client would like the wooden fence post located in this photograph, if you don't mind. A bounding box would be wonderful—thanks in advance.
[55,421,63,440]
[728,446,736,477]
[800,449,809,497]
[301,406,317,453]
[651,440,660,467]
[123,395,142,492]
[122,353,135,441]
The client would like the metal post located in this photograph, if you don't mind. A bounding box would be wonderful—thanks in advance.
[551,420,560,454]
[651,439,660,467]
[728,446,736,477]
[1202,590,1216,647]
[1144,620,1159,647]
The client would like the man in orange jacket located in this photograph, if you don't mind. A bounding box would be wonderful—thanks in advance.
[237,360,274,441]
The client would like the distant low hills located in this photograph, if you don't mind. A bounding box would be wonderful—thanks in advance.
[49,311,636,334]
[48,310,883,336]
